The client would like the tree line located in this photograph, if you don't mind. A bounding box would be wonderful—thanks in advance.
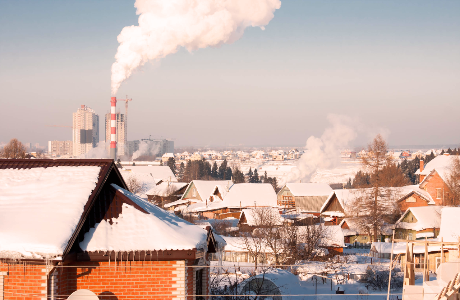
[166,157,279,191]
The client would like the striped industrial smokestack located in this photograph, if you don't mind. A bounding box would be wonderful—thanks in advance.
[110,97,117,160]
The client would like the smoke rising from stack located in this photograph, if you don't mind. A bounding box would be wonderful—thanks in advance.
[287,114,391,183]
[111,0,282,95]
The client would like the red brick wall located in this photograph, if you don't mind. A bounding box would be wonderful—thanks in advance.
[54,260,198,300]
[399,193,429,212]
[423,173,454,206]
[0,261,48,300]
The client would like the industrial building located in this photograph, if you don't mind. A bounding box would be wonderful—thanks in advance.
[72,105,99,157]
[105,113,127,157]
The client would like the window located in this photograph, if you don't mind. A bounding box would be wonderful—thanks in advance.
[436,189,442,199]
[406,196,416,203]
[408,233,413,240]
[195,269,204,300]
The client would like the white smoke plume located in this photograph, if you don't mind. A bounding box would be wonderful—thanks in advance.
[80,142,110,159]
[132,140,160,160]
[111,0,282,95]
[286,114,359,183]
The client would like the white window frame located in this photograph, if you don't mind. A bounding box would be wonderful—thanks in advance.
[436,188,442,199]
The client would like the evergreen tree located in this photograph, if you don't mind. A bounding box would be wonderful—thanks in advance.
[167,157,177,175]
[264,171,268,183]
[225,167,233,181]
[184,160,192,182]
[447,148,453,154]
[178,162,185,181]
[211,161,218,179]
[345,178,352,189]
[204,160,212,179]
[232,167,245,183]
[441,149,445,155]
[218,159,228,179]
[252,169,260,183]
[247,167,253,183]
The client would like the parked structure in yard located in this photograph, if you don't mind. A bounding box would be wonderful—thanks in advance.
[0,159,218,300]
[277,183,332,212]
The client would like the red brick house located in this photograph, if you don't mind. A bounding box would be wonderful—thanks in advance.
[0,159,217,300]
[415,155,458,206]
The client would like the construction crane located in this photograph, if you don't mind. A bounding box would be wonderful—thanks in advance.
[116,95,133,140]
[46,125,74,129]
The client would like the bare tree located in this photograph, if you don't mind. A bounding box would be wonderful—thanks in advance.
[446,155,460,206]
[126,175,144,195]
[0,138,27,159]
[351,134,400,242]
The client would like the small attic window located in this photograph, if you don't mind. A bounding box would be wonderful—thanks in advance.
[436,189,442,199]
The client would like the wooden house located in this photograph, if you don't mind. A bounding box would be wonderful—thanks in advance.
[277,183,332,212]
[238,208,284,232]
[394,206,443,240]
[145,181,188,207]
[0,159,218,300]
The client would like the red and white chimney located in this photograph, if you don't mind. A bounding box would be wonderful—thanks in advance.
[110,97,117,160]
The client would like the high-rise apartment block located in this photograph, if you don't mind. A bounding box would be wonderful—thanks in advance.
[105,113,127,157]
[48,140,73,157]
[72,105,99,157]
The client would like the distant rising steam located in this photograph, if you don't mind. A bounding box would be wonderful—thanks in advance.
[132,140,160,160]
[286,114,358,183]
[111,0,281,95]
[80,142,109,159]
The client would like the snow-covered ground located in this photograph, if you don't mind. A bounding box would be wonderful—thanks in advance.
[210,251,404,299]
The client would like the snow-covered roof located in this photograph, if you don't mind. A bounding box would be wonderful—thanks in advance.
[438,207,460,243]
[222,183,277,208]
[80,184,209,252]
[184,180,233,200]
[284,183,332,197]
[145,182,187,197]
[397,185,435,205]
[320,186,428,214]
[239,208,283,227]
[395,206,443,231]
[0,166,101,259]
[416,155,458,183]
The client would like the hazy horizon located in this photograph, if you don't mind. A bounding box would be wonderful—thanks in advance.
[1,0,459,148]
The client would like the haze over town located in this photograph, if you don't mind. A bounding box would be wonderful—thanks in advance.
[1,1,460,300]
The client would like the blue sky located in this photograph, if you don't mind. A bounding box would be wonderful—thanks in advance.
[1,0,459,148]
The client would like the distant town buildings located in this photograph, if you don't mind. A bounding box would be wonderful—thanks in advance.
[72,105,99,157]
[48,140,72,157]
[105,113,127,157]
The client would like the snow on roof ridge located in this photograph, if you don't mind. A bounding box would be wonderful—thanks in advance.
[79,184,208,252]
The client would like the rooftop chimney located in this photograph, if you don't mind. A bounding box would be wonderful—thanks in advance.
[110,97,117,160]
[420,160,424,172]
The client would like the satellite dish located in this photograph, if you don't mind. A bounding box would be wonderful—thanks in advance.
[67,289,99,300]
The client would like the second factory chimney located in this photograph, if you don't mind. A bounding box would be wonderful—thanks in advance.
[110,97,117,160]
